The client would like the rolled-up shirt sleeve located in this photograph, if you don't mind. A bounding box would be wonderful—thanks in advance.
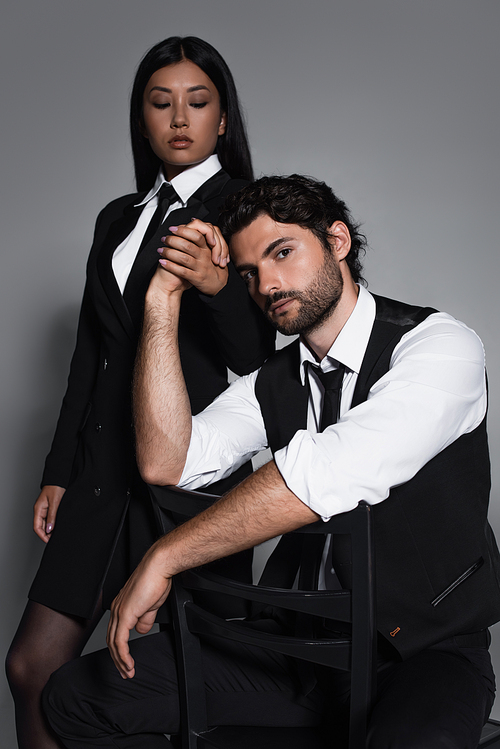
[178,370,268,490]
[274,314,487,520]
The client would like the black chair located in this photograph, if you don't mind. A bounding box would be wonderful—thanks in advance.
[150,485,377,749]
[480,719,500,747]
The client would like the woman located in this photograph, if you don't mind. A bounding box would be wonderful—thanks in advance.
[6,36,274,749]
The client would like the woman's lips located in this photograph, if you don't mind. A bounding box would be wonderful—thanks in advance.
[169,136,193,149]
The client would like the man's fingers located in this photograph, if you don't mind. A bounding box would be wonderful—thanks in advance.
[159,223,229,270]
[114,621,136,678]
[135,610,157,635]
[160,247,199,268]
[107,610,136,679]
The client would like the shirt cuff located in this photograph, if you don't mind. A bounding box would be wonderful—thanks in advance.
[274,429,363,521]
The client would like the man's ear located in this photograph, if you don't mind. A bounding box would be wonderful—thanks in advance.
[329,221,351,261]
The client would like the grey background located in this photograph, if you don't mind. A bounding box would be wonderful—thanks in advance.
[1,0,499,743]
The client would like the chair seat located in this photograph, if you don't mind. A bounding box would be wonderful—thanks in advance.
[480,719,500,747]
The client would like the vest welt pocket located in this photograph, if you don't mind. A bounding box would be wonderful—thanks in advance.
[430,557,484,607]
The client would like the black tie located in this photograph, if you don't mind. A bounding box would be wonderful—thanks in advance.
[309,363,347,592]
[312,363,345,432]
[123,183,181,328]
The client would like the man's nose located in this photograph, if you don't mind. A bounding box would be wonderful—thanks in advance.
[258,269,280,298]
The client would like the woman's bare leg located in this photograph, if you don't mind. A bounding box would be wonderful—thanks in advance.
[6,596,104,749]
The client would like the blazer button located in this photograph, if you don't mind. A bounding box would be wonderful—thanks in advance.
[94,487,101,497]
[95,423,102,432]
[103,358,108,370]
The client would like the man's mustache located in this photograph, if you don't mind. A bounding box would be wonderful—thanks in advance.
[263,291,299,314]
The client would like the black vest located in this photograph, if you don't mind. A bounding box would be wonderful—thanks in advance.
[255,295,500,659]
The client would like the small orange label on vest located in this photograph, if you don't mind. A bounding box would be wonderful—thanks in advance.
[390,627,401,637]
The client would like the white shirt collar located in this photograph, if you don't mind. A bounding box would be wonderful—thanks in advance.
[135,154,222,207]
[298,285,376,383]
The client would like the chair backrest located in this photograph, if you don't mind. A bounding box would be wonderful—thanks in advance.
[149,485,377,749]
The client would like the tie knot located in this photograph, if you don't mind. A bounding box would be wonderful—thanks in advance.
[313,364,345,392]
[157,183,180,208]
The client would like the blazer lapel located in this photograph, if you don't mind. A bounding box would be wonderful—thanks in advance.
[95,201,144,340]
[94,171,231,340]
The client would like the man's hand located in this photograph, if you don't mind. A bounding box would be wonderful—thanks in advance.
[33,485,66,542]
[107,545,173,679]
[106,462,319,679]
[158,220,229,297]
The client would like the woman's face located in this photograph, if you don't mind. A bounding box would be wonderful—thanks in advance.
[141,59,227,181]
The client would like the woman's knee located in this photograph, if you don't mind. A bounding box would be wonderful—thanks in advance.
[5,641,44,695]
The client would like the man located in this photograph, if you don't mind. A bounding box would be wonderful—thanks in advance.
[44,175,500,748]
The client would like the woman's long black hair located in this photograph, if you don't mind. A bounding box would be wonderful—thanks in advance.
[130,36,254,192]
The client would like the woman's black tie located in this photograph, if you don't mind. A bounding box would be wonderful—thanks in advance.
[123,183,181,329]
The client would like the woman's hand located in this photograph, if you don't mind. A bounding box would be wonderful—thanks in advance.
[33,485,66,542]
[158,220,229,297]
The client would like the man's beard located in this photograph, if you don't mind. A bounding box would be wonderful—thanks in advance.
[264,253,344,336]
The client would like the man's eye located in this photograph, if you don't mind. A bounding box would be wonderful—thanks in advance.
[277,248,291,259]
[242,270,256,284]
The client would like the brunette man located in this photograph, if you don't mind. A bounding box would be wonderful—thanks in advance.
[44,176,500,748]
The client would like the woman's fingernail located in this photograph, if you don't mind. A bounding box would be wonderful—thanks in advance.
[159,259,168,267]
[46,523,53,533]
[157,248,164,254]
[160,236,167,242]
[169,226,178,232]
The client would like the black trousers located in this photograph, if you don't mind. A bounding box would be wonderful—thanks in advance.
[43,627,495,749]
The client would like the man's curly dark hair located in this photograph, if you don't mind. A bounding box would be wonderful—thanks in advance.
[219,174,367,284]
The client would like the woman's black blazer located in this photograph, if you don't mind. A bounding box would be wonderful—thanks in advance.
[29,170,275,619]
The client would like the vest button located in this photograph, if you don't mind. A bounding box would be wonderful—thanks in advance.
[94,487,101,497]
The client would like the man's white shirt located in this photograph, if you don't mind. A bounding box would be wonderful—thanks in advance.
[178,285,487,521]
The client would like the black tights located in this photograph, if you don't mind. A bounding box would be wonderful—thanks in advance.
[5,597,104,749]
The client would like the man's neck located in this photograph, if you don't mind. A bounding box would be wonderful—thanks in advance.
[302,278,360,361]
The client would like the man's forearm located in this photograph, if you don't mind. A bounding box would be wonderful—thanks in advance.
[107,460,320,678]
[149,460,320,577]
[134,279,192,485]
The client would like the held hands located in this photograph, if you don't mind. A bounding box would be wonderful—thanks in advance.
[154,219,230,297]
[33,485,66,542]
[107,544,172,679]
